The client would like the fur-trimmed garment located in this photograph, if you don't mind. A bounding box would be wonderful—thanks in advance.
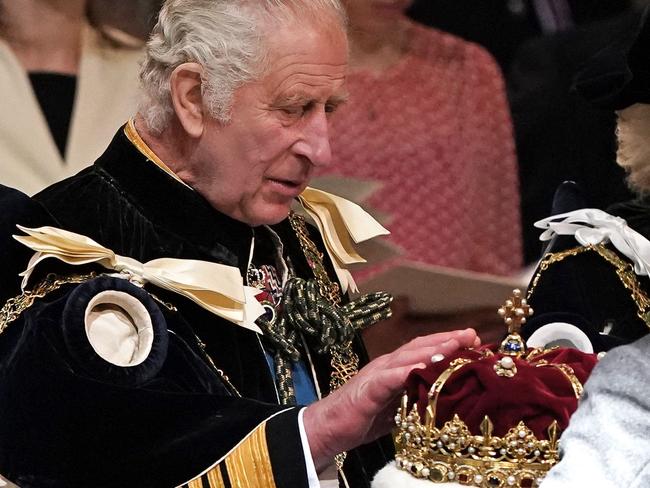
[372,462,464,488]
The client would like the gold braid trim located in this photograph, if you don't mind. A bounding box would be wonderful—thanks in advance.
[206,467,227,488]
[225,421,276,488]
[182,466,226,488]
[527,244,650,329]
[181,422,275,488]
[187,478,205,488]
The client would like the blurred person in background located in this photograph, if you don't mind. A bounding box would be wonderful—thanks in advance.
[407,0,634,72]
[534,78,650,488]
[0,0,143,195]
[88,0,162,42]
[408,0,643,264]
[520,5,650,355]
[511,15,650,484]
[508,2,641,263]
[327,0,522,279]
[321,0,522,358]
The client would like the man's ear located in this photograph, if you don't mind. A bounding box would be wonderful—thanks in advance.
[170,62,206,138]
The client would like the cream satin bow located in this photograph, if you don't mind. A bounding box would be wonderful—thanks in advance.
[14,225,266,333]
[298,187,390,294]
[535,208,650,276]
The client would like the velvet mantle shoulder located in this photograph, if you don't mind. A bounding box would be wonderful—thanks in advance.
[524,198,650,349]
[34,127,254,274]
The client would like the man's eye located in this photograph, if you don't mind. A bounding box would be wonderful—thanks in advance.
[280,106,305,118]
[278,102,318,118]
[325,103,337,114]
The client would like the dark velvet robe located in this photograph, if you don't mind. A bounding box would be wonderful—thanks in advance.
[523,194,650,351]
[0,128,393,487]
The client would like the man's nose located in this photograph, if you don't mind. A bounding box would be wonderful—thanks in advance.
[294,108,332,167]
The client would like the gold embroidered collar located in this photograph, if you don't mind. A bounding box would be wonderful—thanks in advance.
[124,118,193,190]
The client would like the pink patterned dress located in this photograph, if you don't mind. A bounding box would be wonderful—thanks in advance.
[325,22,522,277]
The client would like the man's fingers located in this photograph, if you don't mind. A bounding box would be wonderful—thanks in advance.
[360,362,428,408]
[454,328,480,348]
[381,340,461,369]
[397,331,464,352]
[396,328,478,354]
[369,328,479,370]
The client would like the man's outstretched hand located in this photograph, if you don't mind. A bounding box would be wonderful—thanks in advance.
[303,328,479,470]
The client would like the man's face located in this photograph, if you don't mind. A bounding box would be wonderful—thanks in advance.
[190,22,349,226]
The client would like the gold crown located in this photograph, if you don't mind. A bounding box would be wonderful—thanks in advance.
[393,401,559,487]
[393,290,577,488]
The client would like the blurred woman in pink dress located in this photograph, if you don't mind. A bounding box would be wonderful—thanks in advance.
[326,0,522,277]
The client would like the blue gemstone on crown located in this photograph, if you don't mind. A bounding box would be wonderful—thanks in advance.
[505,342,522,352]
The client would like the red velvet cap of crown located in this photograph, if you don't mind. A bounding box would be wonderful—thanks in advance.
[406,345,598,439]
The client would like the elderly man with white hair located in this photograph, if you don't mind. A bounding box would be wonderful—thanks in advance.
[0,1,478,487]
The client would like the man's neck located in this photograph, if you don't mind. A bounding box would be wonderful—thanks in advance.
[2,0,86,75]
[133,114,199,188]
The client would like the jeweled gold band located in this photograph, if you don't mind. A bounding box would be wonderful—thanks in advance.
[394,404,560,488]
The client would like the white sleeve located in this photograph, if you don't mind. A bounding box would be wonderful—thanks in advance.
[298,407,322,488]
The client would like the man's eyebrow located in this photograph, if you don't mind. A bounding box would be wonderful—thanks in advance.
[328,93,349,106]
[275,93,307,105]
[274,92,350,106]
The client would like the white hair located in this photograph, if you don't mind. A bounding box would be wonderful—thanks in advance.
[616,103,650,194]
[139,0,347,134]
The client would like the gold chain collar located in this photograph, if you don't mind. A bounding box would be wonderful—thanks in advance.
[527,244,650,329]
[288,212,342,305]
[0,273,98,335]
[288,211,359,470]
